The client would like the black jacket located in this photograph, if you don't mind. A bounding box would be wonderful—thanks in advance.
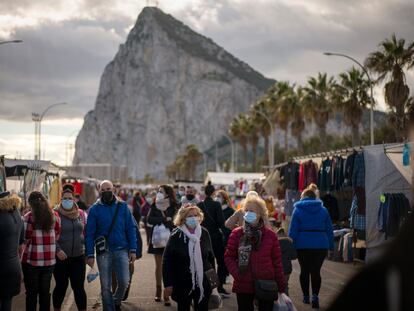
[197,197,225,239]
[162,227,215,296]
[147,204,177,254]
[278,237,297,275]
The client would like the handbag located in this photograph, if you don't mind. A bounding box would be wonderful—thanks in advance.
[208,288,223,310]
[254,279,279,302]
[151,223,171,248]
[94,202,120,255]
[205,268,220,289]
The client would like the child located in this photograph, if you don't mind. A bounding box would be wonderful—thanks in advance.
[277,228,297,296]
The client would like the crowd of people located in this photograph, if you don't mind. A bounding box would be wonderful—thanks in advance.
[0,177,338,311]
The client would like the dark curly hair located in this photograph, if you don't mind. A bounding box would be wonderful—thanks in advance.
[28,191,54,231]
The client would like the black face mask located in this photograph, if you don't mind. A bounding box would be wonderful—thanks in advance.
[186,194,195,201]
[101,191,114,205]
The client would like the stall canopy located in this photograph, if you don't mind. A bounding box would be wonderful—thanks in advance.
[364,144,412,261]
[204,172,265,186]
[384,143,412,185]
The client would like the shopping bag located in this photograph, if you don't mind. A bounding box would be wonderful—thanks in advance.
[151,224,171,248]
[208,288,223,309]
[273,293,297,311]
[87,266,99,283]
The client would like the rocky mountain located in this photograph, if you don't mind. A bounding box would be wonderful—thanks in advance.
[73,6,275,179]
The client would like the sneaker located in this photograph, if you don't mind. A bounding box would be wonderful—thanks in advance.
[218,287,231,298]
[311,295,319,309]
[303,295,310,304]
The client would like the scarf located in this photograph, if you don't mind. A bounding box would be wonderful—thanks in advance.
[156,198,170,212]
[180,224,204,303]
[238,221,263,274]
[57,204,79,220]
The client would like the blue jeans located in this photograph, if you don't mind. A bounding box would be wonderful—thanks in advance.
[97,249,130,311]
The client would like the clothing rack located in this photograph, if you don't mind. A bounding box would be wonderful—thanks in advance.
[293,146,363,161]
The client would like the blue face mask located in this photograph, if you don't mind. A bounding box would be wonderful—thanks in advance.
[185,216,199,229]
[244,211,257,224]
[61,199,74,210]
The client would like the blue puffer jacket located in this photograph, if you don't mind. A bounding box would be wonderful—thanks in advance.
[86,199,137,257]
[288,198,334,250]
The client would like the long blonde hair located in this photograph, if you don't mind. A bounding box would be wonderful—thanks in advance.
[173,204,204,227]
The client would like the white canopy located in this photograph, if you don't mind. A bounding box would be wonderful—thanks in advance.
[204,172,265,186]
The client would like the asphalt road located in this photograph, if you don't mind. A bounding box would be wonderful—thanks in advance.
[12,231,360,311]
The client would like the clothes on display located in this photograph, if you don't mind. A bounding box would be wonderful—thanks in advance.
[49,178,62,208]
[321,193,339,223]
[350,194,366,231]
[318,158,332,192]
[377,193,410,239]
[285,189,300,216]
[280,162,300,190]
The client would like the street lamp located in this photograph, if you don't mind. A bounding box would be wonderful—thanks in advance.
[254,110,275,168]
[324,52,375,145]
[32,102,67,160]
[0,40,23,45]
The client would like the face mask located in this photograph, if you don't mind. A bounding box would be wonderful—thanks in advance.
[185,216,198,229]
[101,191,114,205]
[215,197,223,204]
[156,192,169,211]
[156,192,165,201]
[179,191,185,197]
[244,211,257,224]
[186,194,195,201]
[146,197,152,204]
[61,199,74,210]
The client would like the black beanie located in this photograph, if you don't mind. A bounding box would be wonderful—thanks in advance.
[205,181,215,196]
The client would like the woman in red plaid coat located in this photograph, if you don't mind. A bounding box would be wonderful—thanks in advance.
[22,191,61,311]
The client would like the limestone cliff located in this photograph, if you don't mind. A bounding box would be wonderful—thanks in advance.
[73,7,275,178]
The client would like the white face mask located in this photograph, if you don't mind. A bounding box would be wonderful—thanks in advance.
[155,192,169,211]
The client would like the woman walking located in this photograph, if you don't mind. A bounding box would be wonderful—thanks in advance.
[148,185,178,306]
[163,204,216,311]
[0,192,25,311]
[53,185,87,311]
[288,188,333,309]
[22,191,61,311]
[225,196,286,311]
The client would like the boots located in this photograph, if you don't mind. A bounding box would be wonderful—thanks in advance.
[155,285,162,302]
[312,295,319,309]
[163,289,171,306]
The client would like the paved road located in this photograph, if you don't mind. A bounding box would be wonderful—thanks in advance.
[12,231,360,311]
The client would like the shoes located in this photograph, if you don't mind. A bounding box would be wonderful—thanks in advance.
[164,296,171,306]
[312,295,319,309]
[303,295,310,304]
[122,284,130,301]
[155,285,162,302]
[218,287,231,298]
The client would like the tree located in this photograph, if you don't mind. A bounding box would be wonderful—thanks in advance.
[229,113,249,168]
[185,144,202,180]
[245,115,260,170]
[365,34,414,141]
[274,81,295,156]
[334,67,371,146]
[303,72,336,146]
[290,86,306,152]
[250,99,271,165]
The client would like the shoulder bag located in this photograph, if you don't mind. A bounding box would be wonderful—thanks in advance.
[94,202,120,255]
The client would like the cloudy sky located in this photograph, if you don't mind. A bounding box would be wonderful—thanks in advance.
[1,0,414,165]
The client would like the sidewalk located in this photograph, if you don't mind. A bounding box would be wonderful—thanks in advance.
[12,232,361,311]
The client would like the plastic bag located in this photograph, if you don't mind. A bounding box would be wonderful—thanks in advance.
[273,293,297,311]
[151,224,171,248]
[208,288,223,310]
[87,266,99,283]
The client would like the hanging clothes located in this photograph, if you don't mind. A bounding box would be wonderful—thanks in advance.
[377,193,410,239]
[298,163,305,192]
[303,160,318,188]
[318,158,332,192]
[284,189,300,216]
[350,194,366,231]
[280,162,300,190]
[343,151,357,187]
[352,152,365,188]
[72,180,82,195]
[49,178,62,208]
[321,193,339,223]
[333,156,345,190]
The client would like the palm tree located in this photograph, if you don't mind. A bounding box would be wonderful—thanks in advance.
[290,86,306,152]
[365,34,414,141]
[185,144,202,180]
[334,67,371,146]
[275,81,295,156]
[229,114,249,168]
[250,99,271,165]
[244,115,260,170]
[303,72,336,145]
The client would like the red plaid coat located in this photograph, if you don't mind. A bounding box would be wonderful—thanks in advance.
[22,211,61,266]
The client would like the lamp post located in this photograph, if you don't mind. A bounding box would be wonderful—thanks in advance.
[324,52,375,145]
[254,110,274,168]
[223,134,235,172]
[66,130,79,166]
[32,102,67,160]
[0,40,23,45]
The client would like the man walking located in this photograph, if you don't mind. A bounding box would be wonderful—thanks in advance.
[86,180,137,311]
